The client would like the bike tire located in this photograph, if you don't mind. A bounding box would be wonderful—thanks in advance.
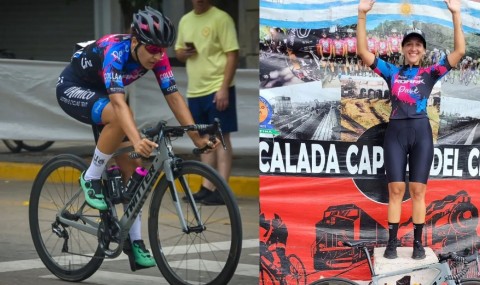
[287,254,307,285]
[148,160,242,285]
[309,277,360,285]
[461,278,480,285]
[29,154,104,281]
[2,140,22,153]
[260,262,277,285]
[20,140,54,152]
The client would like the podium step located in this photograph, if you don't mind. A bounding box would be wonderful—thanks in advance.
[373,247,439,285]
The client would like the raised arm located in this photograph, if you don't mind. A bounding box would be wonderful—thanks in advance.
[445,0,465,67]
[357,0,376,66]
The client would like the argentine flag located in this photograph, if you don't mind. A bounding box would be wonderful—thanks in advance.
[260,0,480,33]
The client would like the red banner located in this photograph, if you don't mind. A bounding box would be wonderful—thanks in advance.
[260,175,480,284]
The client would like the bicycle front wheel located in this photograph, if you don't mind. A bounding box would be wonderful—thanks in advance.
[29,154,104,281]
[148,160,242,285]
[309,277,360,285]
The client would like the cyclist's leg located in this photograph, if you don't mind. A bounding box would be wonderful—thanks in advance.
[57,82,115,210]
[383,120,409,258]
[113,142,156,269]
[81,101,127,210]
[408,118,433,259]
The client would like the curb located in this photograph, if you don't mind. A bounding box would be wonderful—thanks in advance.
[0,162,259,198]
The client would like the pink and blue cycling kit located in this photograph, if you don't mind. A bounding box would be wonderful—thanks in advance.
[370,56,451,183]
[56,34,177,125]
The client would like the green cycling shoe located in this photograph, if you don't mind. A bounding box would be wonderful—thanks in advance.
[79,171,108,211]
[132,240,156,268]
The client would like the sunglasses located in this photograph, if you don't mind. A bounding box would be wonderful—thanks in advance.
[144,44,165,55]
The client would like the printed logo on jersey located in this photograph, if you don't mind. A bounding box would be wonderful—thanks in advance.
[81,58,93,69]
[64,87,96,100]
[56,76,64,86]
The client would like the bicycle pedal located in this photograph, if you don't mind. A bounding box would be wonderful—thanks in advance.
[124,250,151,272]
[124,248,138,272]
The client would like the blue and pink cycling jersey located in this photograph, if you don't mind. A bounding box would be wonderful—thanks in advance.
[370,56,451,119]
[70,34,177,95]
[57,34,178,125]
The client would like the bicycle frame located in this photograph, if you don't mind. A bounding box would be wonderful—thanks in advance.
[56,125,203,258]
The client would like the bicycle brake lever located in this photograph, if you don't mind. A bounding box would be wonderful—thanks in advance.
[213,118,227,150]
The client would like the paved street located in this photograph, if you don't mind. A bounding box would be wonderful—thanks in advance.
[0,179,259,285]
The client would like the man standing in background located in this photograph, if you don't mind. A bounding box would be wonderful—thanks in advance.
[175,0,239,205]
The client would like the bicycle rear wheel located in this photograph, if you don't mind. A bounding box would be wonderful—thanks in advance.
[21,140,54,152]
[29,154,104,281]
[309,277,360,285]
[148,160,242,285]
[2,139,22,153]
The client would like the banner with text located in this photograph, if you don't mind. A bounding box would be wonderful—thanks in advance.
[259,0,480,283]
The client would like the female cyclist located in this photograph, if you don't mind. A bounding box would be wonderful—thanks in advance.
[56,7,216,270]
[356,0,465,259]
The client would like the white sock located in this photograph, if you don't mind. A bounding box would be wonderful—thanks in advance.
[84,147,112,180]
[123,204,142,242]
[129,214,142,242]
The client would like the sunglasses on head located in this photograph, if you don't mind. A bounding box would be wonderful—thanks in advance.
[144,44,164,55]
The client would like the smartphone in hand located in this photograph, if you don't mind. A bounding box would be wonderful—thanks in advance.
[185,42,196,50]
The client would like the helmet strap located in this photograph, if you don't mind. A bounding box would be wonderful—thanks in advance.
[133,42,148,69]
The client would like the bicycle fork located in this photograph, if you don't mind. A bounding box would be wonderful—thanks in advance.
[164,157,205,234]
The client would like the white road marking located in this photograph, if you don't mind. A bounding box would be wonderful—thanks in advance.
[40,270,169,284]
[0,239,259,274]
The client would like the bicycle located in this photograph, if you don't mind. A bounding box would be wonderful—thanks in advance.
[2,140,54,153]
[260,250,307,285]
[309,240,480,285]
[28,118,243,285]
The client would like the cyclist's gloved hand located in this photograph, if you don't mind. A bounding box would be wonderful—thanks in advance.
[133,138,158,158]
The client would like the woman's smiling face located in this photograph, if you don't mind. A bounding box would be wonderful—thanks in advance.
[402,37,425,65]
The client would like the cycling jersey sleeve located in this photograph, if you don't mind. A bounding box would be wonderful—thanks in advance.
[102,42,129,94]
[370,57,398,83]
[152,56,178,95]
[429,55,451,81]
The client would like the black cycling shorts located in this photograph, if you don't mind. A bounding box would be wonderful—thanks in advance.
[383,118,433,184]
[56,65,109,125]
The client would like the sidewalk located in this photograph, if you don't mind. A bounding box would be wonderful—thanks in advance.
[0,141,259,198]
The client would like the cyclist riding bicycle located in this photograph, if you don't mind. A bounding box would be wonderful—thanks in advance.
[260,211,290,275]
[56,6,216,270]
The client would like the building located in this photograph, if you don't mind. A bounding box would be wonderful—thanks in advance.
[0,0,258,68]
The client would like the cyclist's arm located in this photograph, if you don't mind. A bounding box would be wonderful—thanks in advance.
[446,1,465,67]
[108,93,154,153]
[357,2,375,66]
[164,91,213,148]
